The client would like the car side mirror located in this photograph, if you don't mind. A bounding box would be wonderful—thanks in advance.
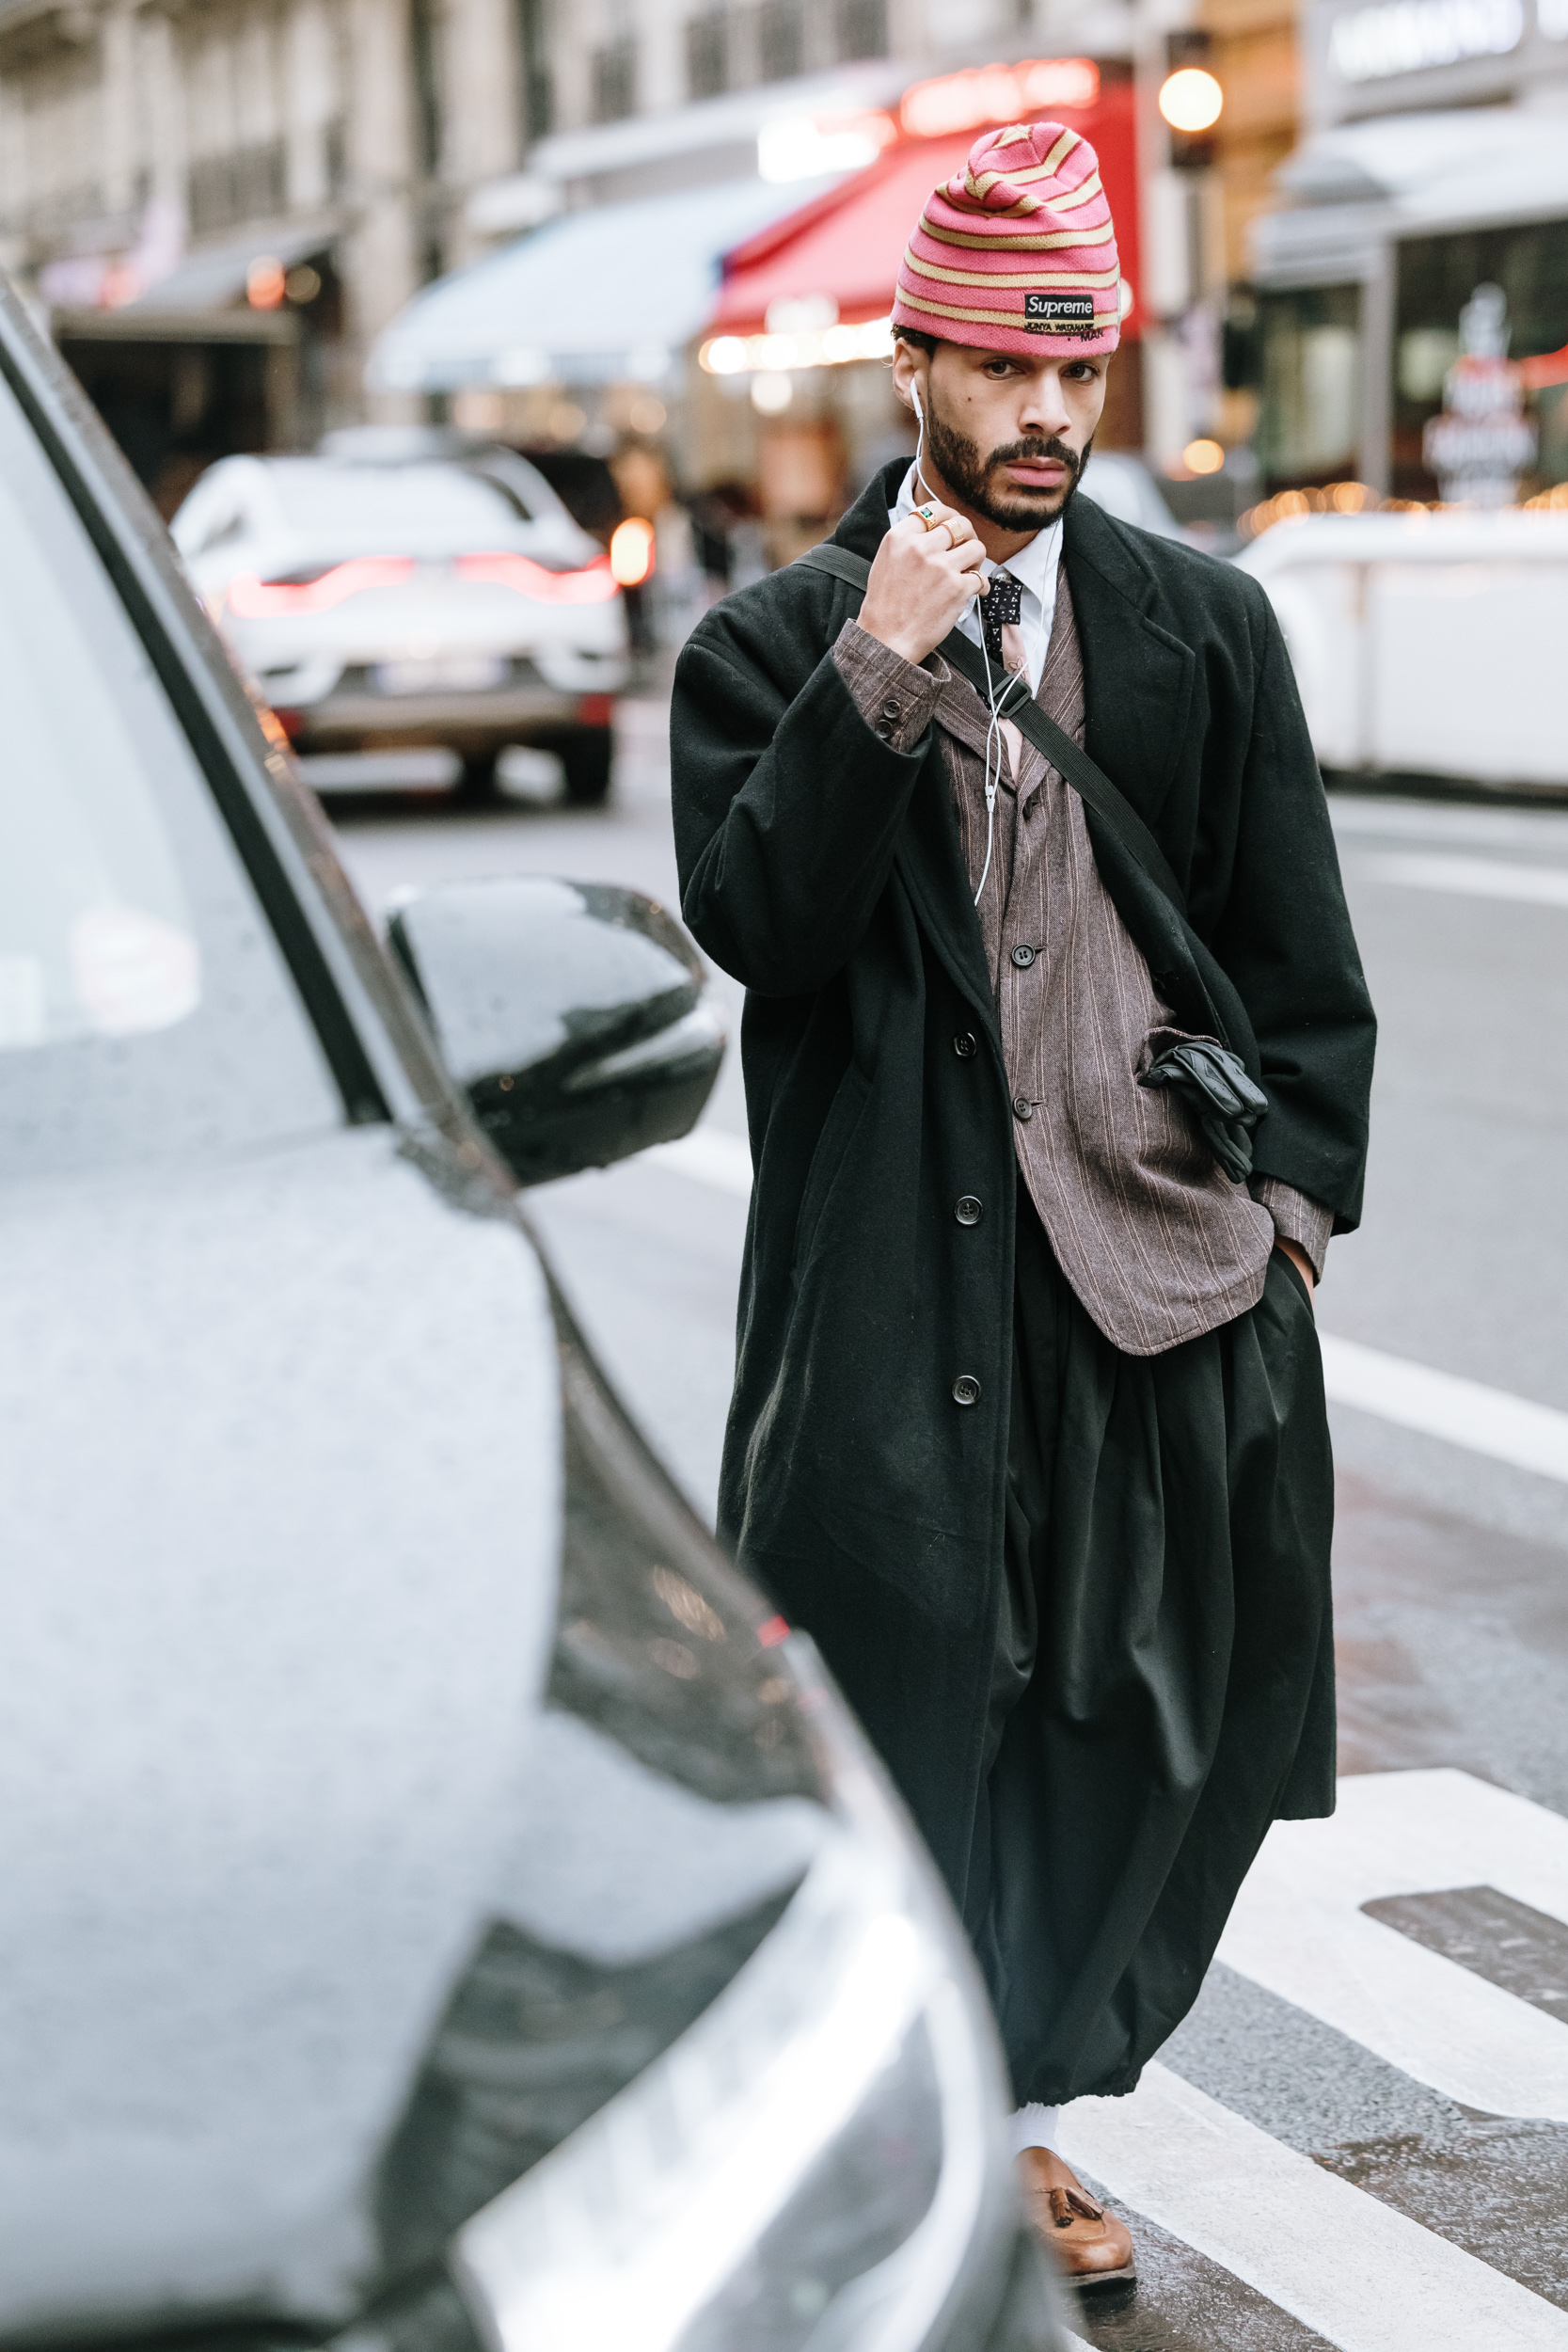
[388,876,724,1187]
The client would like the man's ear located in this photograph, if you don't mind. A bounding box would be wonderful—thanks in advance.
[890,341,926,416]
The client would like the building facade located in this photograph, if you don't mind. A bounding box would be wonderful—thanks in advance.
[1243,0,1568,497]
[0,0,1229,515]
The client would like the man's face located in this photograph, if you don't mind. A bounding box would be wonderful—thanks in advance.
[893,341,1109,531]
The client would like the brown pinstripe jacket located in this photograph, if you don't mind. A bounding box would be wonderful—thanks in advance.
[832,576,1330,1357]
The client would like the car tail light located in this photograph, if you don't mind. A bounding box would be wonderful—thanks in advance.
[454,552,619,604]
[228,558,417,616]
[577,694,614,728]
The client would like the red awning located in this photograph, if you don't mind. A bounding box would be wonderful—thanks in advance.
[708,81,1140,343]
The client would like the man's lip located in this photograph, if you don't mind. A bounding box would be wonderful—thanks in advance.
[1005,459,1068,485]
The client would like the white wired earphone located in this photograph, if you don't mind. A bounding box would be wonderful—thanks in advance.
[911,380,1022,907]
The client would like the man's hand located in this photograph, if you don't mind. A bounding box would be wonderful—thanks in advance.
[860,503,988,666]
[1276,1239,1315,1300]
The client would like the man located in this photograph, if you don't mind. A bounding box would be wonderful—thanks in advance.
[671,120,1373,2287]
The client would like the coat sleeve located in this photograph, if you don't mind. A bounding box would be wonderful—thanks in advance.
[671,598,935,996]
[1212,586,1376,1231]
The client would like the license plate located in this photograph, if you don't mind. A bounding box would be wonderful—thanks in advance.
[372,654,507,695]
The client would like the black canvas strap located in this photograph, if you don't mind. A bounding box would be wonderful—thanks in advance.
[798,541,1188,920]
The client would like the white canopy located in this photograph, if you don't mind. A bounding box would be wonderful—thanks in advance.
[367,174,835,394]
[1252,108,1568,287]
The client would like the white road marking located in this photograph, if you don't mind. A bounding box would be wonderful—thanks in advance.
[645,1127,753,1197]
[1319,1332,1568,1483]
[1219,1770,1568,2121]
[1059,2058,1568,2350]
[1360,850,1568,907]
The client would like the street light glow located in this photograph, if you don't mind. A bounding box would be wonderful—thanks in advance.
[1158,67,1224,132]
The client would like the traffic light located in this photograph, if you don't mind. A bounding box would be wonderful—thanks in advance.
[1160,31,1222,170]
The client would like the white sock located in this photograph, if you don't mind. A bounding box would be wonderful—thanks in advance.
[1010,2102,1061,2153]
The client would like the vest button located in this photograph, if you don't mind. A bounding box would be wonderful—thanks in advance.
[953,1031,977,1059]
[955,1195,983,1227]
[1010,942,1037,968]
[952,1375,981,1406]
[1013,1095,1034,1121]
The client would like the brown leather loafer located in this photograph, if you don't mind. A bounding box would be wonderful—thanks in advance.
[1016,2147,1135,2288]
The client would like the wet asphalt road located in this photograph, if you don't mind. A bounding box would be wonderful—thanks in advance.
[330,708,1568,2352]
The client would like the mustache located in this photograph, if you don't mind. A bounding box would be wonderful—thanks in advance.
[987,437,1081,476]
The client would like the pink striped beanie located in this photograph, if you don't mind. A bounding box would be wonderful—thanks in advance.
[892,119,1121,358]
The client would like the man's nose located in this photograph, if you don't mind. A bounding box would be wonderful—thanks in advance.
[1019,371,1072,437]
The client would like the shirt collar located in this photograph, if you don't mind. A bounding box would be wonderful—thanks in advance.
[888,461,1063,601]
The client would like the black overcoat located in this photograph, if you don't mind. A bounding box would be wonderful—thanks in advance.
[670,458,1374,1903]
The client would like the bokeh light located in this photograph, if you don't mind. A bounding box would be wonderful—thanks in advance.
[1159,68,1224,133]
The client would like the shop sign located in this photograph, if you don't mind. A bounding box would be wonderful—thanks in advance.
[1328,0,1523,80]
[1421,283,1537,503]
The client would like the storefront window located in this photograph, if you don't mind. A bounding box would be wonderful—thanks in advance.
[1394,218,1568,498]
[1257,286,1363,488]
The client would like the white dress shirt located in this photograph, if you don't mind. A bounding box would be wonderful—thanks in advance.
[888,460,1064,694]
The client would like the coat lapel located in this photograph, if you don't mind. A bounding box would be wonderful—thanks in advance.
[1064,495,1196,824]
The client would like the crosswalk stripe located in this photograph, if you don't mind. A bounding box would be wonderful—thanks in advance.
[1059,2059,1568,2349]
[1359,850,1568,908]
[1218,1768,1568,2122]
[1319,1332,1568,1483]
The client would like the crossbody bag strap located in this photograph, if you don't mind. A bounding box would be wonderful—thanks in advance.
[797,541,1189,921]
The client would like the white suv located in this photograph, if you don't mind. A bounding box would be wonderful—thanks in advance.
[172,440,629,803]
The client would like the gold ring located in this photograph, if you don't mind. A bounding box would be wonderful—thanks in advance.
[916,503,940,528]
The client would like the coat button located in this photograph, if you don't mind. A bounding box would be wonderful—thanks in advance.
[874,722,894,742]
[1013,1094,1034,1121]
[952,1374,981,1406]
[1010,942,1037,968]
[953,1031,977,1059]
[880,698,902,721]
[955,1195,983,1226]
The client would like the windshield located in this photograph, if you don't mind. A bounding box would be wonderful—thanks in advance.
[0,369,341,1184]
[266,461,543,548]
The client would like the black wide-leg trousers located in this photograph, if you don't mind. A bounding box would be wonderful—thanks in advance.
[965,1181,1336,2108]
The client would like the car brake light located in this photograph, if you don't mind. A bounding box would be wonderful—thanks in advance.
[228,558,417,617]
[454,551,619,604]
[610,517,656,587]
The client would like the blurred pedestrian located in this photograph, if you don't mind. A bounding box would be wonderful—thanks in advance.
[671,119,1374,2293]
[689,480,757,602]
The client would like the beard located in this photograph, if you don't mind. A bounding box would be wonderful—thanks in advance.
[925,393,1090,529]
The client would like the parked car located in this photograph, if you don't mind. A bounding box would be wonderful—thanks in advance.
[1237,508,1568,790]
[1076,451,1186,540]
[170,434,627,804]
[0,284,1071,2349]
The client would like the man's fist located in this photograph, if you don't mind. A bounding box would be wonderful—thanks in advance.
[859,502,988,666]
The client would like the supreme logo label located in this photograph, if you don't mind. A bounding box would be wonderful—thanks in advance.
[1023,292,1097,335]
